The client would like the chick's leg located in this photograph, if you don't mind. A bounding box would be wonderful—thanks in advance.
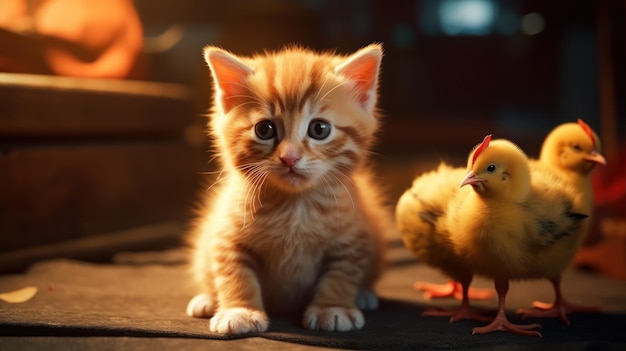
[517,276,601,325]
[421,276,492,322]
[414,280,494,300]
[472,279,542,337]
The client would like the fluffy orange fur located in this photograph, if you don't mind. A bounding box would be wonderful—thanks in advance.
[186,44,394,335]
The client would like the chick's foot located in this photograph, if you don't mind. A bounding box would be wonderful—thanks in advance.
[474,279,542,337]
[414,280,494,300]
[517,276,601,325]
[517,299,601,325]
[472,311,542,337]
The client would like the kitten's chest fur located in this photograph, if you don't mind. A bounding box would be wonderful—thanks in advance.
[244,186,351,267]
[236,183,358,311]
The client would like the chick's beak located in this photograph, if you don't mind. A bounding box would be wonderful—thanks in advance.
[583,150,607,165]
[460,170,485,188]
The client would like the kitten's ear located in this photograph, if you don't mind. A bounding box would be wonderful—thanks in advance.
[203,46,253,113]
[334,44,383,112]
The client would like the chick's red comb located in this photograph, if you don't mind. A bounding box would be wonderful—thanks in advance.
[471,134,492,167]
[577,118,596,149]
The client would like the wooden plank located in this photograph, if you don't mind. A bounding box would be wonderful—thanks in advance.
[0,73,191,100]
[0,221,186,273]
[0,72,198,137]
[0,139,207,253]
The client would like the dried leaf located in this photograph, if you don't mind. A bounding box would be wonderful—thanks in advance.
[0,286,38,303]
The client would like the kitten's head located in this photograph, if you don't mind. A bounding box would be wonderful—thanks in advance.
[204,44,383,193]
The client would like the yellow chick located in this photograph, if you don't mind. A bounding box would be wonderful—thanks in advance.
[518,119,605,324]
[448,135,588,337]
[396,163,494,322]
[537,119,605,216]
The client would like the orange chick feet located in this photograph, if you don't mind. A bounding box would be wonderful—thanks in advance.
[420,280,493,322]
[517,277,601,325]
[517,299,601,325]
[473,279,542,337]
[414,280,494,300]
[472,310,542,337]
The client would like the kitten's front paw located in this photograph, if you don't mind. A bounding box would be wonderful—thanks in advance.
[209,307,269,335]
[355,290,379,311]
[303,305,364,332]
[186,293,216,318]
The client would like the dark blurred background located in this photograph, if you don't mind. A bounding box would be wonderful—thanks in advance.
[134,0,625,153]
[1,0,624,273]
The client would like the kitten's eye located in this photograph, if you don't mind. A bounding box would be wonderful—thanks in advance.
[308,119,331,140]
[254,120,276,140]
[486,164,496,173]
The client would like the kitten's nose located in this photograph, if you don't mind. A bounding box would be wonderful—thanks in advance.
[280,155,300,168]
[278,142,301,168]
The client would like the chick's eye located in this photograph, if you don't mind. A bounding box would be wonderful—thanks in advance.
[254,120,276,140]
[486,164,496,173]
[572,144,583,151]
[308,119,331,140]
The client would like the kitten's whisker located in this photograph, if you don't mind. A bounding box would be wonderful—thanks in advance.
[242,167,261,225]
[217,80,263,104]
[365,149,381,158]
[197,170,223,175]
[241,164,269,225]
[237,162,262,169]
[246,170,263,214]
[220,81,269,110]
[229,101,264,115]
[314,73,332,102]
[239,165,258,226]
[226,94,267,106]
[215,167,226,182]
[203,167,230,192]
[224,81,258,96]
[332,167,358,188]
[318,81,350,103]
[206,152,220,165]
[328,172,356,212]
[199,167,227,181]
[250,171,268,213]
[253,172,268,215]
[205,175,227,192]
[321,174,340,218]
[237,163,263,176]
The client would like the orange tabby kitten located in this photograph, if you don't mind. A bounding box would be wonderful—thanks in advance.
[186,44,395,335]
